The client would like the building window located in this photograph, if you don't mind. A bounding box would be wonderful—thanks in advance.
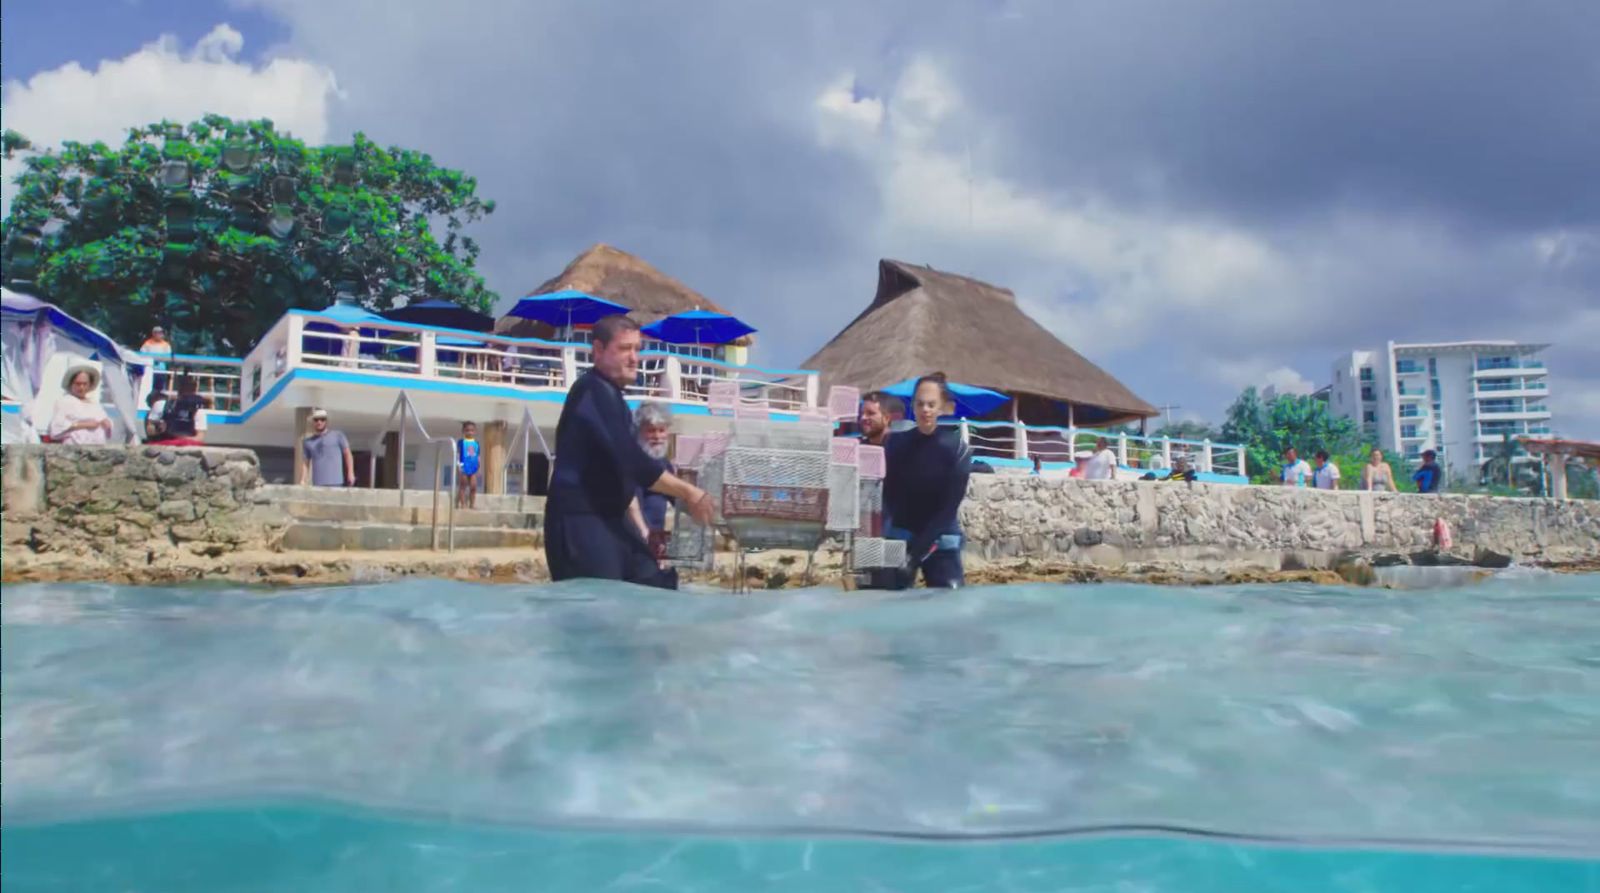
[1360,386,1376,401]
[1363,410,1376,424]
[1428,357,1438,374]
[1400,407,1420,418]
[1401,424,1419,438]
[1359,367,1374,382]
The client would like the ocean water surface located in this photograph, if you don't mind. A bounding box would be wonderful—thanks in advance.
[4,572,1598,891]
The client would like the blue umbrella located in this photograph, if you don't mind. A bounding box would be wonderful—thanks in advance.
[882,377,1011,418]
[641,309,756,345]
[303,302,390,357]
[381,298,494,331]
[506,289,627,334]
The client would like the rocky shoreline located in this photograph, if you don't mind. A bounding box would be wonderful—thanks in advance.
[3,545,1588,590]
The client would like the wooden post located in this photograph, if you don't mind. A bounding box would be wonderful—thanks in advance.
[380,431,401,489]
[482,420,509,495]
[292,406,312,485]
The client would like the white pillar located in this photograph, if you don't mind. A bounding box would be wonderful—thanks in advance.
[1117,432,1129,467]
[1551,452,1569,501]
[561,347,579,388]
[958,419,970,445]
[1162,437,1173,469]
[1201,439,1214,473]
[285,315,304,368]
[419,331,437,378]
[804,373,820,409]
[1015,422,1028,460]
[665,356,683,401]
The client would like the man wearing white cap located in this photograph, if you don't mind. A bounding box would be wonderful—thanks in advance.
[302,409,354,487]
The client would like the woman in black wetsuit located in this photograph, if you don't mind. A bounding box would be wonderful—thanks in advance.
[884,372,973,589]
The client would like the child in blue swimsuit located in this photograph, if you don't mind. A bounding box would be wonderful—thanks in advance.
[458,421,481,509]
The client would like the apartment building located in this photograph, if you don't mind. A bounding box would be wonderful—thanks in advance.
[1327,342,1552,481]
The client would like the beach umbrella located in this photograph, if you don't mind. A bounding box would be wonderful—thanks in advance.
[506,290,627,334]
[882,377,1011,418]
[381,298,494,332]
[303,302,390,357]
[641,309,757,345]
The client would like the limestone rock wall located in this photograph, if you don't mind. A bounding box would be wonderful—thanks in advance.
[2,444,285,560]
[960,477,1600,566]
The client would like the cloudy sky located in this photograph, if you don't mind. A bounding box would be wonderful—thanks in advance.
[4,0,1598,436]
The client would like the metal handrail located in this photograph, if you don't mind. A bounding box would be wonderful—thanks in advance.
[364,391,458,552]
[502,404,555,514]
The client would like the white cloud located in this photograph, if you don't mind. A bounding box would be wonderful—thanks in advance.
[2,24,339,211]
[814,56,1295,358]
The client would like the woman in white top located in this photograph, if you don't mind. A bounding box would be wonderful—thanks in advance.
[1361,448,1395,491]
[48,365,113,445]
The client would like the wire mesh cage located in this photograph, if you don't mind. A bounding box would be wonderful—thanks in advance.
[665,502,715,569]
[857,444,886,479]
[856,477,884,538]
[827,385,860,421]
[826,461,860,531]
[851,537,906,569]
[707,380,739,414]
[732,418,833,453]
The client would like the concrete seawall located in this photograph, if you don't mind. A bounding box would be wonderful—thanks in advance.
[959,475,1600,571]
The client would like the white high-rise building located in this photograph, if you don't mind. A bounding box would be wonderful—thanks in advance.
[1326,341,1553,481]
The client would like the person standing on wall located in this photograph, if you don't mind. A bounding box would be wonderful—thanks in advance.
[302,408,355,487]
[544,315,713,587]
[139,325,173,396]
[1412,449,1444,493]
[884,372,973,590]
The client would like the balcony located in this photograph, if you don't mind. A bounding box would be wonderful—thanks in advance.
[235,311,823,417]
[1474,361,1548,378]
[1394,361,1426,375]
[1395,387,1426,401]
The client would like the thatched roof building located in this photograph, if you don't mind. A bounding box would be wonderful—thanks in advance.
[497,244,749,345]
[802,260,1156,427]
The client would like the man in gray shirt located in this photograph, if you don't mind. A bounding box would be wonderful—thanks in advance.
[302,408,354,487]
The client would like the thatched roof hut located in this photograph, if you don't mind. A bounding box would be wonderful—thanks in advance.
[802,260,1156,427]
[497,244,750,345]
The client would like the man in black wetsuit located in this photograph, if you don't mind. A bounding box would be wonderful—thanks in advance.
[883,374,973,589]
[544,315,714,586]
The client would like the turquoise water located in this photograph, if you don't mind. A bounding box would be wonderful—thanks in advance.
[4,573,1598,891]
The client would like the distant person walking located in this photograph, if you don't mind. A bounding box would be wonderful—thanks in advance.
[1361,449,1395,491]
[1312,450,1341,490]
[1280,447,1311,487]
[884,372,974,590]
[1084,437,1118,480]
[302,408,355,487]
[140,325,174,395]
[1412,449,1444,493]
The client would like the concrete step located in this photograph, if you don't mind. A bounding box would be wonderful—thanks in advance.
[275,500,541,528]
[259,484,545,514]
[280,521,543,552]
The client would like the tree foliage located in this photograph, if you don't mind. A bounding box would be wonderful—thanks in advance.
[1220,387,1367,485]
[1,115,497,352]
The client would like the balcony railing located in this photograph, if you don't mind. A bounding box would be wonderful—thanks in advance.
[1394,362,1425,374]
[134,353,244,412]
[237,311,821,415]
[940,421,1248,479]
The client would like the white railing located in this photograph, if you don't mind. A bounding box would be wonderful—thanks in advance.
[134,353,244,412]
[942,420,1248,479]
[503,404,555,513]
[363,391,458,552]
[239,312,821,415]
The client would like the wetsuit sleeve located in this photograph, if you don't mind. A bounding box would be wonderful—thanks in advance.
[571,384,667,492]
[906,442,972,567]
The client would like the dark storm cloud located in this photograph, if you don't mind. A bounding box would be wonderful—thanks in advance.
[245,0,1599,434]
[915,1,1600,230]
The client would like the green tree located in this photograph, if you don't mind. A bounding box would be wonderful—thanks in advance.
[2,115,497,353]
[1221,388,1363,484]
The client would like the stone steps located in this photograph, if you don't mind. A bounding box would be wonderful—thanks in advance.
[280,521,542,552]
[261,484,545,552]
